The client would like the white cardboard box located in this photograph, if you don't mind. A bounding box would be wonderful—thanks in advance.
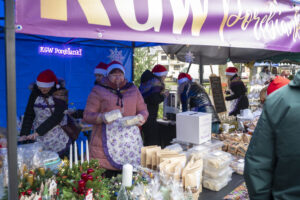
[176,111,212,144]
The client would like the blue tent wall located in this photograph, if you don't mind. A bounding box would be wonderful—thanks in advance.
[0,36,133,127]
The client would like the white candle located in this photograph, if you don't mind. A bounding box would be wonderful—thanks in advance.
[74,141,78,165]
[86,140,89,163]
[70,144,73,169]
[81,141,84,164]
[122,164,133,187]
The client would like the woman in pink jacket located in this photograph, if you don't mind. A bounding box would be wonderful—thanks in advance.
[84,61,148,172]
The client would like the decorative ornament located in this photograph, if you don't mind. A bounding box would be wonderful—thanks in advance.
[87,168,94,174]
[185,51,194,63]
[108,48,125,63]
[81,173,88,182]
[87,175,93,182]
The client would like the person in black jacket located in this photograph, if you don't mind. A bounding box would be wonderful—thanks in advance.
[225,67,249,116]
[19,69,71,158]
[139,64,168,146]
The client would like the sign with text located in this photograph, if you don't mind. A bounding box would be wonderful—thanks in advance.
[16,0,300,52]
[209,76,226,113]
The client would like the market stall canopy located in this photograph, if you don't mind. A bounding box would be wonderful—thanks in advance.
[161,44,285,65]
[15,0,300,52]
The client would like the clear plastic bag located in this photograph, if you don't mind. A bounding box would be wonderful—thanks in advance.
[119,115,143,127]
[164,143,183,153]
[230,157,245,175]
[33,151,61,172]
[204,151,232,170]
[104,109,122,123]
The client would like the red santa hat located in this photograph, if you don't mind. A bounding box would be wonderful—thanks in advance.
[178,73,192,84]
[94,62,108,75]
[267,76,290,95]
[106,61,125,75]
[152,64,168,77]
[225,67,238,76]
[36,69,59,88]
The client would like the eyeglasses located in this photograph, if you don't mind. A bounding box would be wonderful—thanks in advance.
[109,73,124,78]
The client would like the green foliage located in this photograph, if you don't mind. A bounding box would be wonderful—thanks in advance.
[56,159,110,200]
[133,47,157,86]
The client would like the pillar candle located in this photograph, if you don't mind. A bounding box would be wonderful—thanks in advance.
[86,140,89,163]
[122,164,133,187]
[70,143,73,169]
[74,141,78,165]
[81,141,84,164]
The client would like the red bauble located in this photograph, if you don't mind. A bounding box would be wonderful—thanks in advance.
[81,173,88,182]
[73,187,77,193]
[87,168,94,174]
[26,189,32,195]
[87,175,93,181]
[78,179,86,188]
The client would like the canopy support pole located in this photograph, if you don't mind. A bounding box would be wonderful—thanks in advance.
[5,0,18,199]
[199,56,204,84]
[131,42,135,82]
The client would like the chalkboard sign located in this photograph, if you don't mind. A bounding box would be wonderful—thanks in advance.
[209,76,227,113]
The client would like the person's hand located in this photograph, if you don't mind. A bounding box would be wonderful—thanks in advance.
[64,108,76,115]
[97,113,112,124]
[26,132,39,140]
[136,114,145,126]
[18,135,27,142]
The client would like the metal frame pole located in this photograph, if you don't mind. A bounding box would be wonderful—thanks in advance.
[131,42,135,82]
[199,56,203,84]
[5,0,18,199]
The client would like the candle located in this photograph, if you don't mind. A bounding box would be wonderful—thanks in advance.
[38,167,45,176]
[122,164,133,187]
[27,174,34,186]
[74,141,78,165]
[81,141,84,164]
[86,140,89,163]
[70,143,73,169]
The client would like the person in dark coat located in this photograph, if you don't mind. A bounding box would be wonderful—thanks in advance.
[225,66,249,116]
[139,64,168,146]
[244,69,300,200]
[177,73,221,133]
[19,69,71,158]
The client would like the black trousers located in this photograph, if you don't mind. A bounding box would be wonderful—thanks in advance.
[142,117,160,146]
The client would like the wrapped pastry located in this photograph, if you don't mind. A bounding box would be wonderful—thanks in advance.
[103,109,122,123]
[204,151,232,170]
[145,146,161,169]
[242,133,252,143]
[182,157,203,188]
[237,143,249,155]
[227,142,240,155]
[230,158,245,175]
[156,149,178,165]
[141,145,158,167]
[165,143,183,153]
[120,115,143,127]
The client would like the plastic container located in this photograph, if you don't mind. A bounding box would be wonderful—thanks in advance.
[186,145,210,160]
[165,143,183,153]
[203,174,232,191]
[204,151,232,170]
[230,158,245,175]
[203,166,233,179]
[203,139,224,152]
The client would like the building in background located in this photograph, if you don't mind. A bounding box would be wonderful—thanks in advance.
[151,47,219,82]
